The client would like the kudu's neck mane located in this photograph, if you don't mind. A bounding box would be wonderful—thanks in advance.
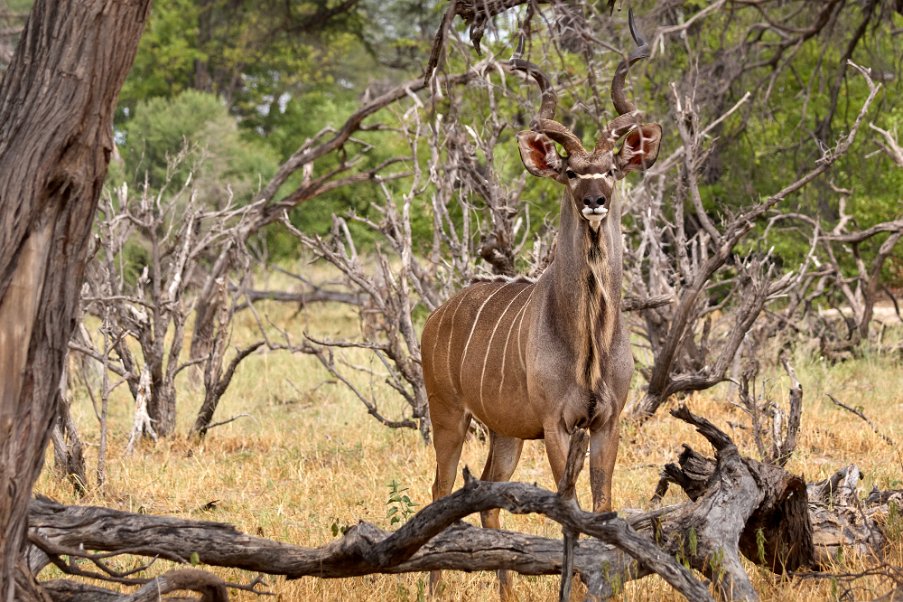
[542,190,623,396]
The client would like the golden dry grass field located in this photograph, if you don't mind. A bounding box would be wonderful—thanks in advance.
[35,268,903,601]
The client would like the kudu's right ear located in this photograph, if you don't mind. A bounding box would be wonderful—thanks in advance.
[517,131,562,178]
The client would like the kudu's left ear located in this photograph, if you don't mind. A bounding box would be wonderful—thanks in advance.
[616,124,662,174]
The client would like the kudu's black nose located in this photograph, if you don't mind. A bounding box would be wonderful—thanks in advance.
[583,195,607,209]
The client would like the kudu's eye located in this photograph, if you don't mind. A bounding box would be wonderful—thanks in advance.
[565,169,577,180]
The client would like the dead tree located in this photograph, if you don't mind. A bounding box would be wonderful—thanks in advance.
[733,356,803,467]
[0,0,151,597]
[286,54,542,441]
[814,204,901,359]
[48,365,88,497]
[760,194,903,360]
[625,62,881,419]
[72,175,264,442]
[296,5,895,436]
[186,67,484,369]
[654,409,896,578]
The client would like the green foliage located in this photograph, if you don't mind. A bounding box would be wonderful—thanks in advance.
[119,89,278,202]
[360,0,443,70]
[631,2,903,280]
[330,517,350,537]
[120,0,375,134]
[386,479,416,526]
[687,526,698,557]
[107,0,903,273]
[119,0,203,110]
[708,547,726,583]
[118,237,152,287]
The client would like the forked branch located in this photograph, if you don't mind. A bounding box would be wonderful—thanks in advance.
[627,61,881,420]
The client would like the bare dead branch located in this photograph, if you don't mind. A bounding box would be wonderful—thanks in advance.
[627,60,881,420]
[821,219,903,244]
[202,414,252,433]
[30,403,899,601]
[825,393,895,447]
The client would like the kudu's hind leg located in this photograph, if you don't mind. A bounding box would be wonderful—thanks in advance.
[429,402,471,596]
[479,432,524,602]
[589,418,620,513]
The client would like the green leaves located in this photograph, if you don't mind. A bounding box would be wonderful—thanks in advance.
[119,89,278,203]
[386,480,417,526]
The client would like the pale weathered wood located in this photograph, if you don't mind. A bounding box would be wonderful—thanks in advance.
[0,0,151,598]
[29,478,714,602]
[654,409,890,575]
[654,407,814,585]
[654,407,767,602]
[807,466,890,567]
[42,569,229,602]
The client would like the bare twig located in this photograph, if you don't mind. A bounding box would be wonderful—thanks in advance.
[825,393,895,447]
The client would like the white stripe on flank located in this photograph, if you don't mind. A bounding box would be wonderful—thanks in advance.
[427,302,450,378]
[478,284,532,416]
[515,285,538,373]
[458,284,510,388]
[445,287,476,393]
[498,284,536,397]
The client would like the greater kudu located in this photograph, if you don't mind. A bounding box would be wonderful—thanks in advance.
[421,14,661,598]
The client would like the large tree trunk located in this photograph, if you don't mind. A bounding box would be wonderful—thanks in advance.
[0,1,151,598]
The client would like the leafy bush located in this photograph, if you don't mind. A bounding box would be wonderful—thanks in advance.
[118,89,278,204]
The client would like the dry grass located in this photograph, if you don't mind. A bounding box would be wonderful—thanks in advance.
[36,272,903,601]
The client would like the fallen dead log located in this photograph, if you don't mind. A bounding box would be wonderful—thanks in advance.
[28,473,712,602]
[27,406,899,601]
[637,406,804,601]
[807,465,896,566]
[41,569,230,602]
[653,409,893,574]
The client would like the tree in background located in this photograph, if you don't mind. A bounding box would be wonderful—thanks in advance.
[117,89,279,200]
[120,0,375,128]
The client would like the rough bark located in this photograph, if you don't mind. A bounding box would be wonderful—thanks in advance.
[0,0,151,598]
[48,401,87,498]
[654,412,892,574]
[626,61,881,421]
[654,433,814,577]
[42,569,229,602]
[188,67,480,369]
